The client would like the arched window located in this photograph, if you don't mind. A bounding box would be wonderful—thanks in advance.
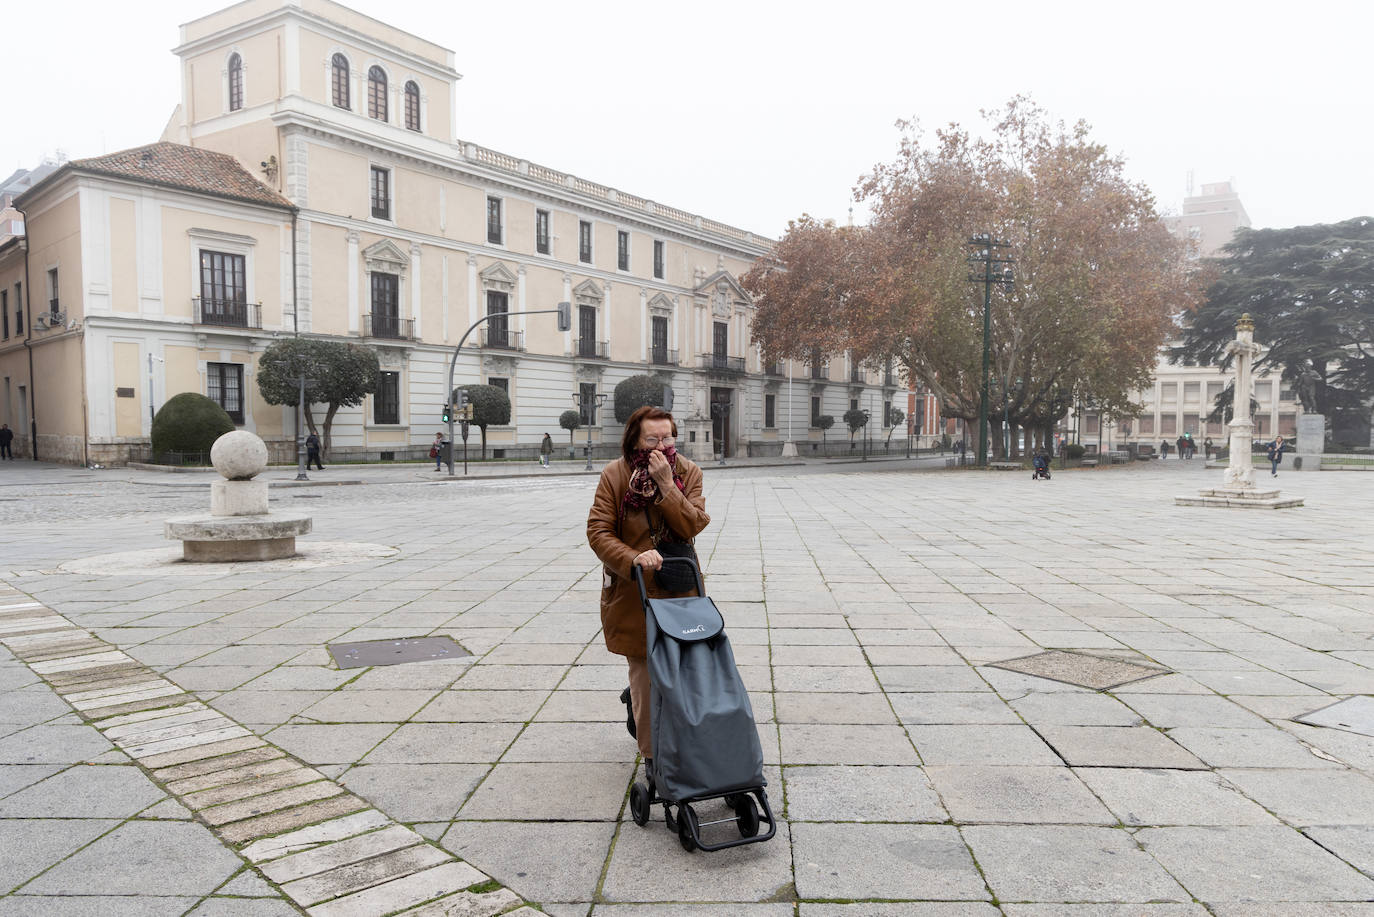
[404,81,420,131]
[331,53,350,109]
[367,66,387,121]
[227,53,243,112]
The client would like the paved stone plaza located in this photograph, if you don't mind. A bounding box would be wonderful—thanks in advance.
[2,457,1373,915]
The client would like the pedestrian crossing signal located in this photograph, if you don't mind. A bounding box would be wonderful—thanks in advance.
[441,404,451,423]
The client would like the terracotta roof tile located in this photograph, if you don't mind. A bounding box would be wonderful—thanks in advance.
[63,143,294,210]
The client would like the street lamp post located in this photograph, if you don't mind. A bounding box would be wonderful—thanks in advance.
[572,391,608,471]
[444,303,571,475]
[966,233,1015,467]
[265,358,312,481]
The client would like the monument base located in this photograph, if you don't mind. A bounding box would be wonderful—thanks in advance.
[166,513,313,561]
[1175,486,1303,509]
[780,441,798,458]
[1290,452,1322,472]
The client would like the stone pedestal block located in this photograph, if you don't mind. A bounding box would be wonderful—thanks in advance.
[211,480,269,516]
[1297,414,1325,455]
[165,513,312,562]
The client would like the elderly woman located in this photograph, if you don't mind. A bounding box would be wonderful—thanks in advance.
[586,405,710,767]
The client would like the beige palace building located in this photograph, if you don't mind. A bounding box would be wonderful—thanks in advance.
[0,0,904,465]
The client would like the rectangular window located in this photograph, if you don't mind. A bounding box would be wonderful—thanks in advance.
[1160,382,1177,404]
[579,382,597,424]
[651,315,668,363]
[653,240,664,279]
[1206,418,1224,436]
[488,376,508,394]
[1084,413,1100,435]
[765,394,775,429]
[578,220,592,263]
[487,291,509,346]
[1161,414,1177,435]
[207,363,244,424]
[1139,415,1155,435]
[14,283,22,335]
[47,268,58,315]
[486,196,502,245]
[535,209,550,255]
[199,250,248,325]
[1206,381,1223,405]
[370,166,390,220]
[1183,413,1199,434]
[1279,381,1295,401]
[370,272,399,338]
[617,230,629,271]
[713,321,727,358]
[2,290,8,338]
[1278,413,1297,436]
[374,371,399,425]
[1254,414,1271,436]
[810,396,821,427]
[578,304,597,357]
[1255,380,1272,402]
[1184,381,1200,403]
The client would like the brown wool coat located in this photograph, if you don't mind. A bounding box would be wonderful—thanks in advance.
[586,455,710,657]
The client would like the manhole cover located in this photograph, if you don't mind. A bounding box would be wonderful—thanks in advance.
[1295,696,1374,737]
[327,636,471,669]
[989,650,1169,691]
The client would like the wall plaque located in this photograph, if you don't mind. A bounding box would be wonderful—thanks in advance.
[116,387,135,398]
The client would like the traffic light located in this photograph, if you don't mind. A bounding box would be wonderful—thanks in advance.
[441,403,451,423]
[454,388,468,412]
[556,301,572,332]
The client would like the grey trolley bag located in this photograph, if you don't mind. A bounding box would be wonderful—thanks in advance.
[628,558,776,852]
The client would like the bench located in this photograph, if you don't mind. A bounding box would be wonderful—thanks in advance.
[989,462,1023,471]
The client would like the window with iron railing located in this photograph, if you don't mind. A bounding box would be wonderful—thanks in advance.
[370,272,401,337]
[487,291,510,346]
[651,316,670,364]
[198,251,254,327]
[207,363,244,424]
[374,371,399,424]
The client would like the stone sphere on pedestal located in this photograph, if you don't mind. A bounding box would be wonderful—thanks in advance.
[210,431,269,481]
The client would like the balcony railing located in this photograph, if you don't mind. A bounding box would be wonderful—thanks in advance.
[480,327,524,350]
[575,339,609,359]
[699,353,746,373]
[810,363,829,380]
[850,367,865,383]
[884,371,897,387]
[765,361,785,377]
[650,347,678,366]
[364,313,415,340]
[194,297,262,329]
[48,298,60,316]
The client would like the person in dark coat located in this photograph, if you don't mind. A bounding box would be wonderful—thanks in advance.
[0,424,13,460]
[305,432,324,470]
[586,406,710,764]
[1266,435,1286,477]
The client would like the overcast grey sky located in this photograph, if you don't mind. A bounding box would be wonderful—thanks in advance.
[5,0,1370,238]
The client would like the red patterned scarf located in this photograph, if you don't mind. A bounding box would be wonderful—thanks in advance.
[621,447,685,521]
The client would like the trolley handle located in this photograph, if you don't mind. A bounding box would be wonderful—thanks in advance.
[631,556,705,603]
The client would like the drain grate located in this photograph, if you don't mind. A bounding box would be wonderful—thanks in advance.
[327,635,471,669]
[1295,696,1374,737]
[989,649,1169,691]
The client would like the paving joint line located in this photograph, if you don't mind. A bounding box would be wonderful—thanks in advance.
[0,580,540,917]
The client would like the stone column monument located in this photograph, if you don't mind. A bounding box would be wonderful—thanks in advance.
[166,431,312,560]
[1176,314,1302,509]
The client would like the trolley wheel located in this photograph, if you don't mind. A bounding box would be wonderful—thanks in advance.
[724,793,744,811]
[677,805,699,852]
[664,804,678,834]
[735,794,760,838]
[629,782,651,827]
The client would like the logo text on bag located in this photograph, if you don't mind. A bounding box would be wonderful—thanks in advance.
[681,624,706,635]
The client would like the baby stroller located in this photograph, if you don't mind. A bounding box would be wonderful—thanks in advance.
[1031,453,1051,480]
[627,558,776,852]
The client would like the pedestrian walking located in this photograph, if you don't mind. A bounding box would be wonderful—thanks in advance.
[1176,435,1186,459]
[305,432,324,470]
[0,423,12,460]
[1204,437,1213,461]
[586,405,710,769]
[431,432,447,471]
[539,432,554,468]
[1267,435,1286,477]
[1160,439,1169,459]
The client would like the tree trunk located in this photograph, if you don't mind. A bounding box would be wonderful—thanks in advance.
[321,404,340,456]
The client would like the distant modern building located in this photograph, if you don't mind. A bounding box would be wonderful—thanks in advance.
[0,156,66,243]
[2,0,906,466]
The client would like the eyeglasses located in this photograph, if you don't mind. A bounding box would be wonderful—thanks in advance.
[642,436,675,447]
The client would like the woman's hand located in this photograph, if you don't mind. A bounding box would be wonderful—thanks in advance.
[633,549,664,571]
[647,450,674,489]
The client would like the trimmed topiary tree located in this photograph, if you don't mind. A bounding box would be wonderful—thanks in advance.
[455,384,511,459]
[816,414,835,447]
[559,409,582,453]
[843,408,870,445]
[151,392,235,461]
[614,374,668,423]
